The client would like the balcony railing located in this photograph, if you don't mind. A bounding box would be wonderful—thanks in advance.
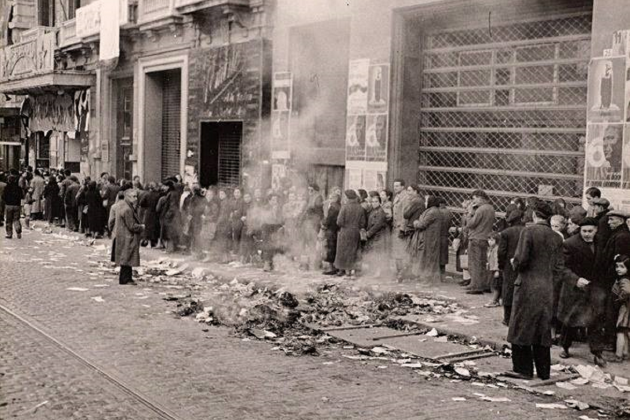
[138,0,177,25]
[0,28,56,82]
[59,18,79,48]
[175,0,250,8]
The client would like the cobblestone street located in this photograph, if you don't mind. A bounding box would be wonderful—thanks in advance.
[0,226,603,420]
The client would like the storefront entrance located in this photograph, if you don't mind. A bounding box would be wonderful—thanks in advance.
[199,121,242,187]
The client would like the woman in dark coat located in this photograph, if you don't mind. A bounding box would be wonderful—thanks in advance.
[497,208,525,326]
[334,190,366,278]
[364,193,388,256]
[43,176,62,225]
[84,181,105,237]
[437,197,451,279]
[506,203,563,380]
[322,192,341,275]
[113,189,145,285]
[408,196,442,283]
[139,182,161,247]
[157,181,181,253]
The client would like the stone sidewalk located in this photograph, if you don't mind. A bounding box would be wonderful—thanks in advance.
[132,238,630,383]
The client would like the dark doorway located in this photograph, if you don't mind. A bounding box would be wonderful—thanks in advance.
[199,121,242,188]
[115,78,134,180]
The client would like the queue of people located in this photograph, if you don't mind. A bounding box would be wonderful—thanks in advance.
[2,168,630,371]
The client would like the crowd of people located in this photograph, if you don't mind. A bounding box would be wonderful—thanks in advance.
[1,169,629,376]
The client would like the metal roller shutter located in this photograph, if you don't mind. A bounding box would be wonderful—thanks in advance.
[161,71,181,180]
[419,11,592,213]
[218,126,241,187]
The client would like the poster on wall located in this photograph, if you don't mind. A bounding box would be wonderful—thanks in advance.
[346,168,363,190]
[272,111,290,158]
[367,64,390,114]
[587,56,625,123]
[345,115,366,161]
[271,163,286,191]
[347,59,369,115]
[271,72,292,159]
[366,114,387,161]
[584,123,623,188]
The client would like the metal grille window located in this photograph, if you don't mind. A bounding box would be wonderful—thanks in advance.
[419,12,591,214]
[218,130,241,187]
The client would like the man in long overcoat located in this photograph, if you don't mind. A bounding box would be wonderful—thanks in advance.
[506,202,563,380]
[113,189,145,285]
[497,209,524,326]
[558,218,597,359]
[466,190,495,294]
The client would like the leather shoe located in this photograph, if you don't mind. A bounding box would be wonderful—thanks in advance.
[559,350,570,359]
[466,290,483,295]
[501,371,533,380]
[593,355,607,367]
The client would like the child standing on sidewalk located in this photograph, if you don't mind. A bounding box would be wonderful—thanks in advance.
[484,232,502,308]
[612,255,630,362]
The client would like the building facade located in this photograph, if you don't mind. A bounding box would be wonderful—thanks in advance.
[271,0,630,213]
[0,0,272,190]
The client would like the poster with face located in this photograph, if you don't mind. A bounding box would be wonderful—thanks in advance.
[365,114,387,161]
[588,57,624,123]
[273,72,292,111]
[585,123,623,188]
[345,115,366,161]
[271,111,290,154]
[347,59,370,115]
[367,64,390,114]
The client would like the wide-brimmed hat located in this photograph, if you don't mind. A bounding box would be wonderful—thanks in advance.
[608,209,630,219]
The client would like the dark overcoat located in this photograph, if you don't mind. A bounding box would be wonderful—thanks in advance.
[438,207,451,266]
[113,201,144,267]
[139,190,160,242]
[408,206,442,282]
[364,207,388,254]
[322,201,340,264]
[334,199,366,271]
[498,225,524,308]
[507,222,563,347]
[558,234,595,328]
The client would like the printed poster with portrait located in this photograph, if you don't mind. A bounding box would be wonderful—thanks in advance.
[366,114,387,161]
[587,56,625,123]
[346,114,366,161]
[347,59,369,115]
[584,123,624,188]
[367,64,389,114]
[271,72,292,158]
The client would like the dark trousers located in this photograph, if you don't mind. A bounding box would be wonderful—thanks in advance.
[561,326,579,351]
[468,239,489,292]
[119,265,133,284]
[65,205,78,231]
[589,286,617,355]
[504,305,512,326]
[511,344,551,380]
[4,205,22,237]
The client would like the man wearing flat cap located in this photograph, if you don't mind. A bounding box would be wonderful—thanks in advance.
[590,209,630,365]
[505,201,563,380]
[557,218,598,359]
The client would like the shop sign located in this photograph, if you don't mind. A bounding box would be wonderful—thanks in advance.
[0,32,55,81]
[28,93,76,133]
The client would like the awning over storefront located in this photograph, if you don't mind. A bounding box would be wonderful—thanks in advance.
[0,71,95,95]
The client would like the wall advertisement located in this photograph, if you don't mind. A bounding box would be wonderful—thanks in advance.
[345,60,390,188]
[271,71,292,160]
[584,30,630,212]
